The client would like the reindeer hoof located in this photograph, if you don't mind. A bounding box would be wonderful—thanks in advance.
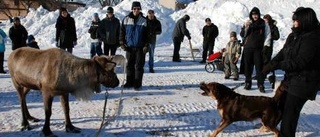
[20,125,32,131]
[41,132,58,137]
[66,125,81,133]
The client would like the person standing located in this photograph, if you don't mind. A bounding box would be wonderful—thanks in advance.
[240,7,271,93]
[55,7,77,53]
[0,27,7,74]
[172,14,191,62]
[223,31,241,80]
[262,14,280,89]
[9,17,28,50]
[120,1,149,90]
[146,9,162,73]
[88,13,103,58]
[262,7,320,137]
[200,18,219,63]
[99,7,120,56]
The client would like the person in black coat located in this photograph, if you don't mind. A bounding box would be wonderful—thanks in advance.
[200,18,219,63]
[240,7,271,93]
[262,7,320,137]
[262,14,280,89]
[88,13,103,58]
[99,7,120,56]
[172,14,191,62]
[9,17,28,50]
[55,7,77,53]
[146,9,162,73]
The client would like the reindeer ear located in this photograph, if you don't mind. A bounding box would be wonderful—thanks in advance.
[94,55,116,71]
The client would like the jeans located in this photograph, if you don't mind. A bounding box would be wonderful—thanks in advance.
[90,42,103,58]
[148,43,156,69]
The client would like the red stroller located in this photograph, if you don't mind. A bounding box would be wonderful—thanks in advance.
[205,50,225,73]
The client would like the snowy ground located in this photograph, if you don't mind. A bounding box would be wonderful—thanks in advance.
[1,0,320,136]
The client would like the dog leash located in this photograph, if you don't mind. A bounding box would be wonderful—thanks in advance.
[95,70,126,137]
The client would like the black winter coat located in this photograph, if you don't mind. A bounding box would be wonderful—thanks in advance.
[269,22,280,48]
[172,17,191,42]
[202,23,218,43]
[55,14,77,48]
[88,20,100,40]
[240,18,266,49]
[9,24,28,50]
[99,16,120,45]
[268,26,320,100]
[147,16,162,44]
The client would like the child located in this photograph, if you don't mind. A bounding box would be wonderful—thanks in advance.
[27,35,39,49]
[0,27,7,74]
[222,31,241,80]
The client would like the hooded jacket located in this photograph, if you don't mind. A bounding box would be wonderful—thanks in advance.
[0,29,7,52]
[240,7,271,49]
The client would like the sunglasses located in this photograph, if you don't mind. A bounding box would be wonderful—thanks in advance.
[133,7,141,10]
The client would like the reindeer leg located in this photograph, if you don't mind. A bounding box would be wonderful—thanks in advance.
[210,119,232,137]
[41,94,55,137]
[60,93,81,133]
[21,87,40,123]
[16,86,31,131]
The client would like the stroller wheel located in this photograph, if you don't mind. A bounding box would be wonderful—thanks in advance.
[205,63,215,73]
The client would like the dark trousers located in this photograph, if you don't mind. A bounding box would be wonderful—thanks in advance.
[0,52,4,72]
[59,47,73,53]
[104,43,118,56]
[243,48,264,85]
[280,93,307,137]
[173,39,181,60]
[126,47,146,88]
[90,42,103,58]
[202,41,214,61]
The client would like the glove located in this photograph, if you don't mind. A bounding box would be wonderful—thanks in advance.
[188,36,191,40]
[233,57,239,64]
[143,46,149,54]
[73,41,77,46]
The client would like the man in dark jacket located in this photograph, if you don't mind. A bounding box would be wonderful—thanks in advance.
[146,9,162,73]
[88,13,103,58]
[99,7,120,56]
[120,1,149,91]
[240,7,271,93]
[200,18,219,63]
[55,7,77,53]
[9,17,28,50]
[172,14,191,62]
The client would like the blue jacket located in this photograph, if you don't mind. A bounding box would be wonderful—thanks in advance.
[120,12,148,48]
[0,29,7,52]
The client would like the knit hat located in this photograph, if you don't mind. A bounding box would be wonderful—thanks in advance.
[230,31,237,37]
[13,17,20,22]
[205,18,211,22]
[28,35,35,43]
[131,1,141,10]
[107,7,114,13]
[60,7,67,12]
[93,13,99,17]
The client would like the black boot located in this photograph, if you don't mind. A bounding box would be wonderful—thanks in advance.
[244,82,252,90]
[258,85,265,93]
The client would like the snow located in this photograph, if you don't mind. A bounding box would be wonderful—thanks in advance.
[1,0,320,137]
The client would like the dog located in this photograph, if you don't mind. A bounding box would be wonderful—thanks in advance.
[111,54,126,73]
[200,82,287,137]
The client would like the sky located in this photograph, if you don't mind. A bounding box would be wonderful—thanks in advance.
[0,0,320,137]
